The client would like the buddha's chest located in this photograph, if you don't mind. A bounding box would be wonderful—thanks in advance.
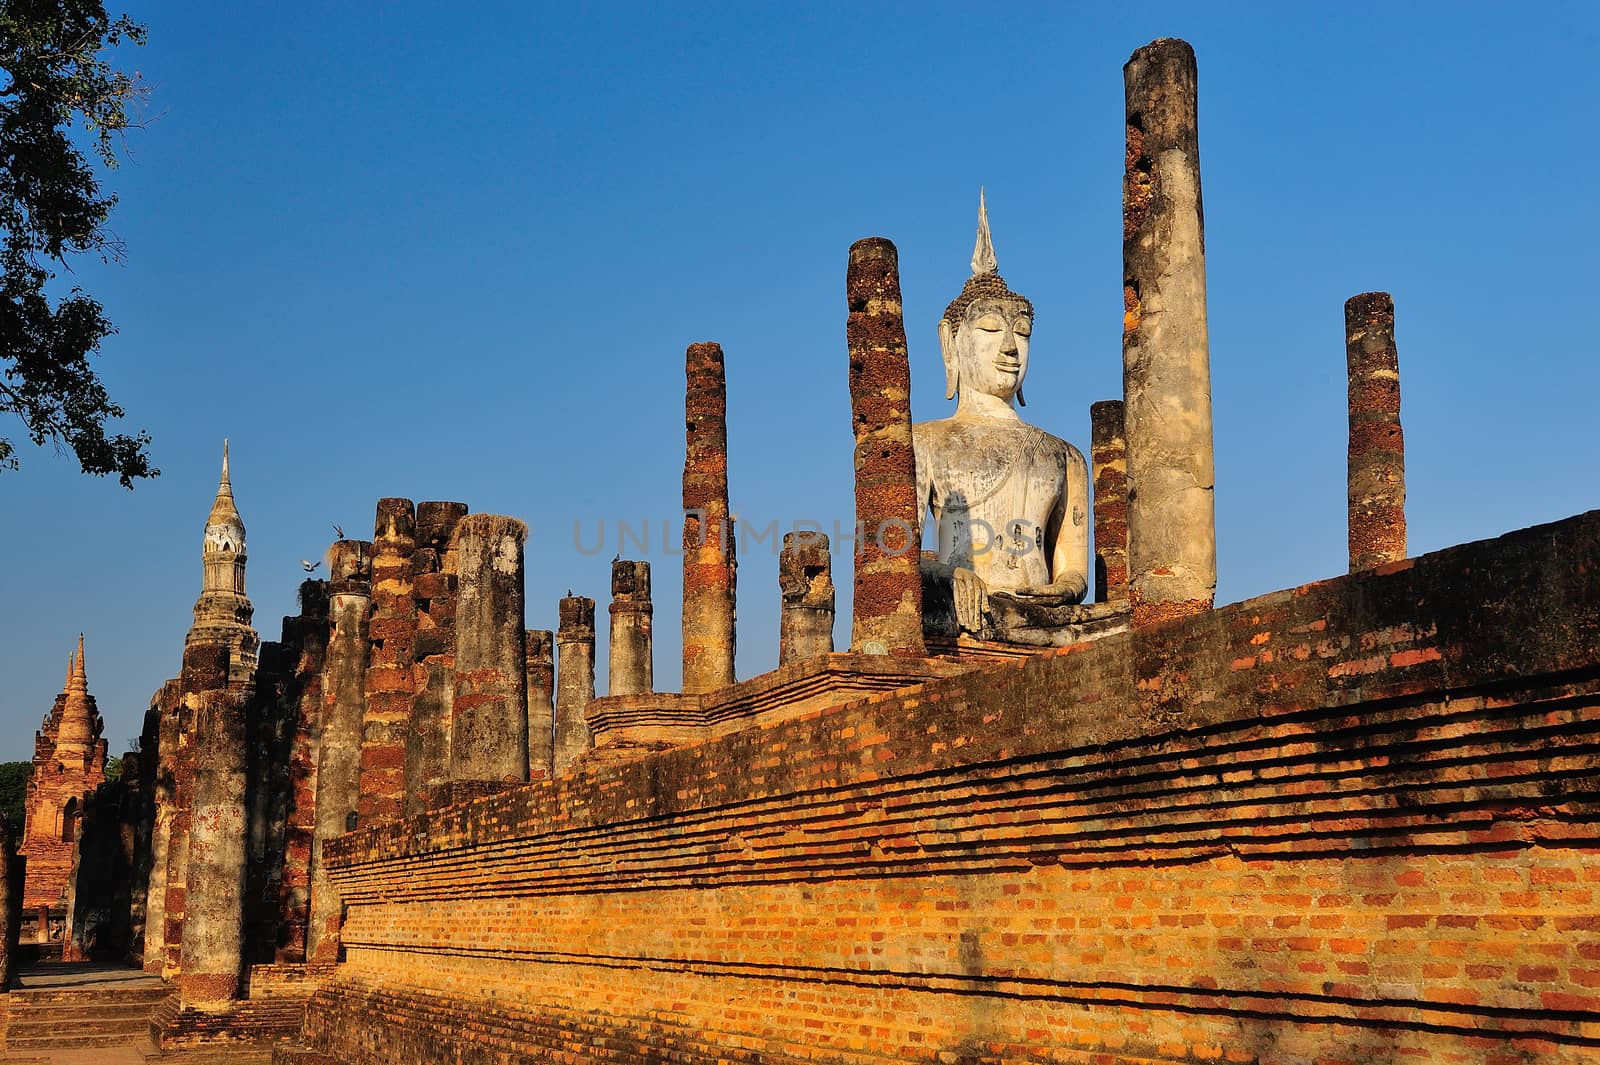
[926,426,1066,523]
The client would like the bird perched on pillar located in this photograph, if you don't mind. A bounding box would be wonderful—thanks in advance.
[332,523,346,540]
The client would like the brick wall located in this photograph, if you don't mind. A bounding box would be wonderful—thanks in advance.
[306,511,1600,1065]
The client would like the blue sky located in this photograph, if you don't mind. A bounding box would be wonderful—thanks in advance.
[3,3,1597,760]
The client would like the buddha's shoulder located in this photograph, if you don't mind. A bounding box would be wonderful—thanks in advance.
[914,416,1083,457]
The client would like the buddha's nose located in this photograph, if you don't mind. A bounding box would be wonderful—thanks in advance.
[1001,330,1018,354]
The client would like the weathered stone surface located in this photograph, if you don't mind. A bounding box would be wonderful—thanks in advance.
[275,582,329,962]
[306,541,371,964]
[1122,38,1217,627]
[1346,291,1407,571]
[912,197,1091,640]
[778,532,834,664]
[1090,399,1129,604]
[553,597,596,774]
[449,514,529,784]
[608,560,653,697]
[525,629,555,778]
[360,499,416,824]
[175,643,246,1009]
[846,238,924,657]
[682,342,737,693]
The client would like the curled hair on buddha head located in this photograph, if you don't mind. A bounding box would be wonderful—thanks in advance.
[940,189,1033,405]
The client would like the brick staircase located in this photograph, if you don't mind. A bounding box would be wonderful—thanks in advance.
[0,962,171,1059]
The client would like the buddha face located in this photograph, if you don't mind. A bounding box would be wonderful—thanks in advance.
[940,298,1032,404]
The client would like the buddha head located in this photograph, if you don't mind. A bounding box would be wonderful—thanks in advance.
[938,190,1034,407]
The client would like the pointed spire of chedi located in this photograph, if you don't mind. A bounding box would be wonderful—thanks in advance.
[186,439,260,682]
[54,634,99,761]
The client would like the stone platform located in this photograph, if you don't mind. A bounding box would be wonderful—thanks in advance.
[583,650,975,755]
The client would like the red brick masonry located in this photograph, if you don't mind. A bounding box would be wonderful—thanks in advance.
[306,510,1600,1065]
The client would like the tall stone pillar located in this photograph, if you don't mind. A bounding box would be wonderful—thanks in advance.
[1122,38,1217,627]
[553,597,596,775]
[846,237,924,656]
[307,540,371,964]
[450,514,529,784]
[1346,292,1407,571]
[1090,400,1130,605]
[175,645,247,1008]
[608,560,653,696]
[162,646,220,979]
[779,532,835,665]
[525,631,555,779]
[141,680,179,974]
[360,499,416,823]
[682,342,737,693]
[408,501,468,815]
[275,581,328,963]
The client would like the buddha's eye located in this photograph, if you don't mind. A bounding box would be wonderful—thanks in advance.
[976,315,1005,332]
[1013,318,1032,337]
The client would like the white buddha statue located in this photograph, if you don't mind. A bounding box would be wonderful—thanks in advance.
[914,192,1090,635]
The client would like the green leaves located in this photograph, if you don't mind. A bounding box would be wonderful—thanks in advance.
[0,0,155,487]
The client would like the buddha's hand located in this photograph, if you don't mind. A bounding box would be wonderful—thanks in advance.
[1001,574,1088,606]
[952,566,989,633]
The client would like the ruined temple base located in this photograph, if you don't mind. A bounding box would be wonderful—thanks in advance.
[300,510,1600,1065]
[148,964,331,1054]
[584,651,974,755]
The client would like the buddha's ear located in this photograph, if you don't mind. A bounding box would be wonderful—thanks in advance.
[938,318,958,401]
[1016,385,1026,407]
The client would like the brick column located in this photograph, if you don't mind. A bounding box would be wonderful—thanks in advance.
[846,237,924,656]
[407,501,468,815]
[1122,38,1217,627]
[175,646,245,1008]
[360,499,416,823]
[1346,292,1407,571]
[779,532,835,665]
[275,581,328,962]
[1090,400,1130,605]
[608,560,653,696]
[162,645,223,979]
[525,630,555,779]
[450,514,529,784]
[140,680,179,974]
[307,540,370,964]
[682,342,737,694]
[553,597,596,774]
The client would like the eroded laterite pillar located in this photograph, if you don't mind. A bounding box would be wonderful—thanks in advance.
[1122,38,1217,627]
[846,238,924,656]
[141,680,179,975]
[176,647,246,1009]
[276,581,329,963]
[163,645,221,979]
[307,540,370,965]
[360,498,416,823]
[779,532,835,664]
[407,501,468,815]
[450,514,529,784]
[525,630,555,779]
[553,597,595,774]
[1346,292,1407,571]
[608,560,653,696]
[682,342,737,693]
[1090,400,1130,605]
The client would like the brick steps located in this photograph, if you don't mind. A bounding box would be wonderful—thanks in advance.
[2,974,173,1052]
